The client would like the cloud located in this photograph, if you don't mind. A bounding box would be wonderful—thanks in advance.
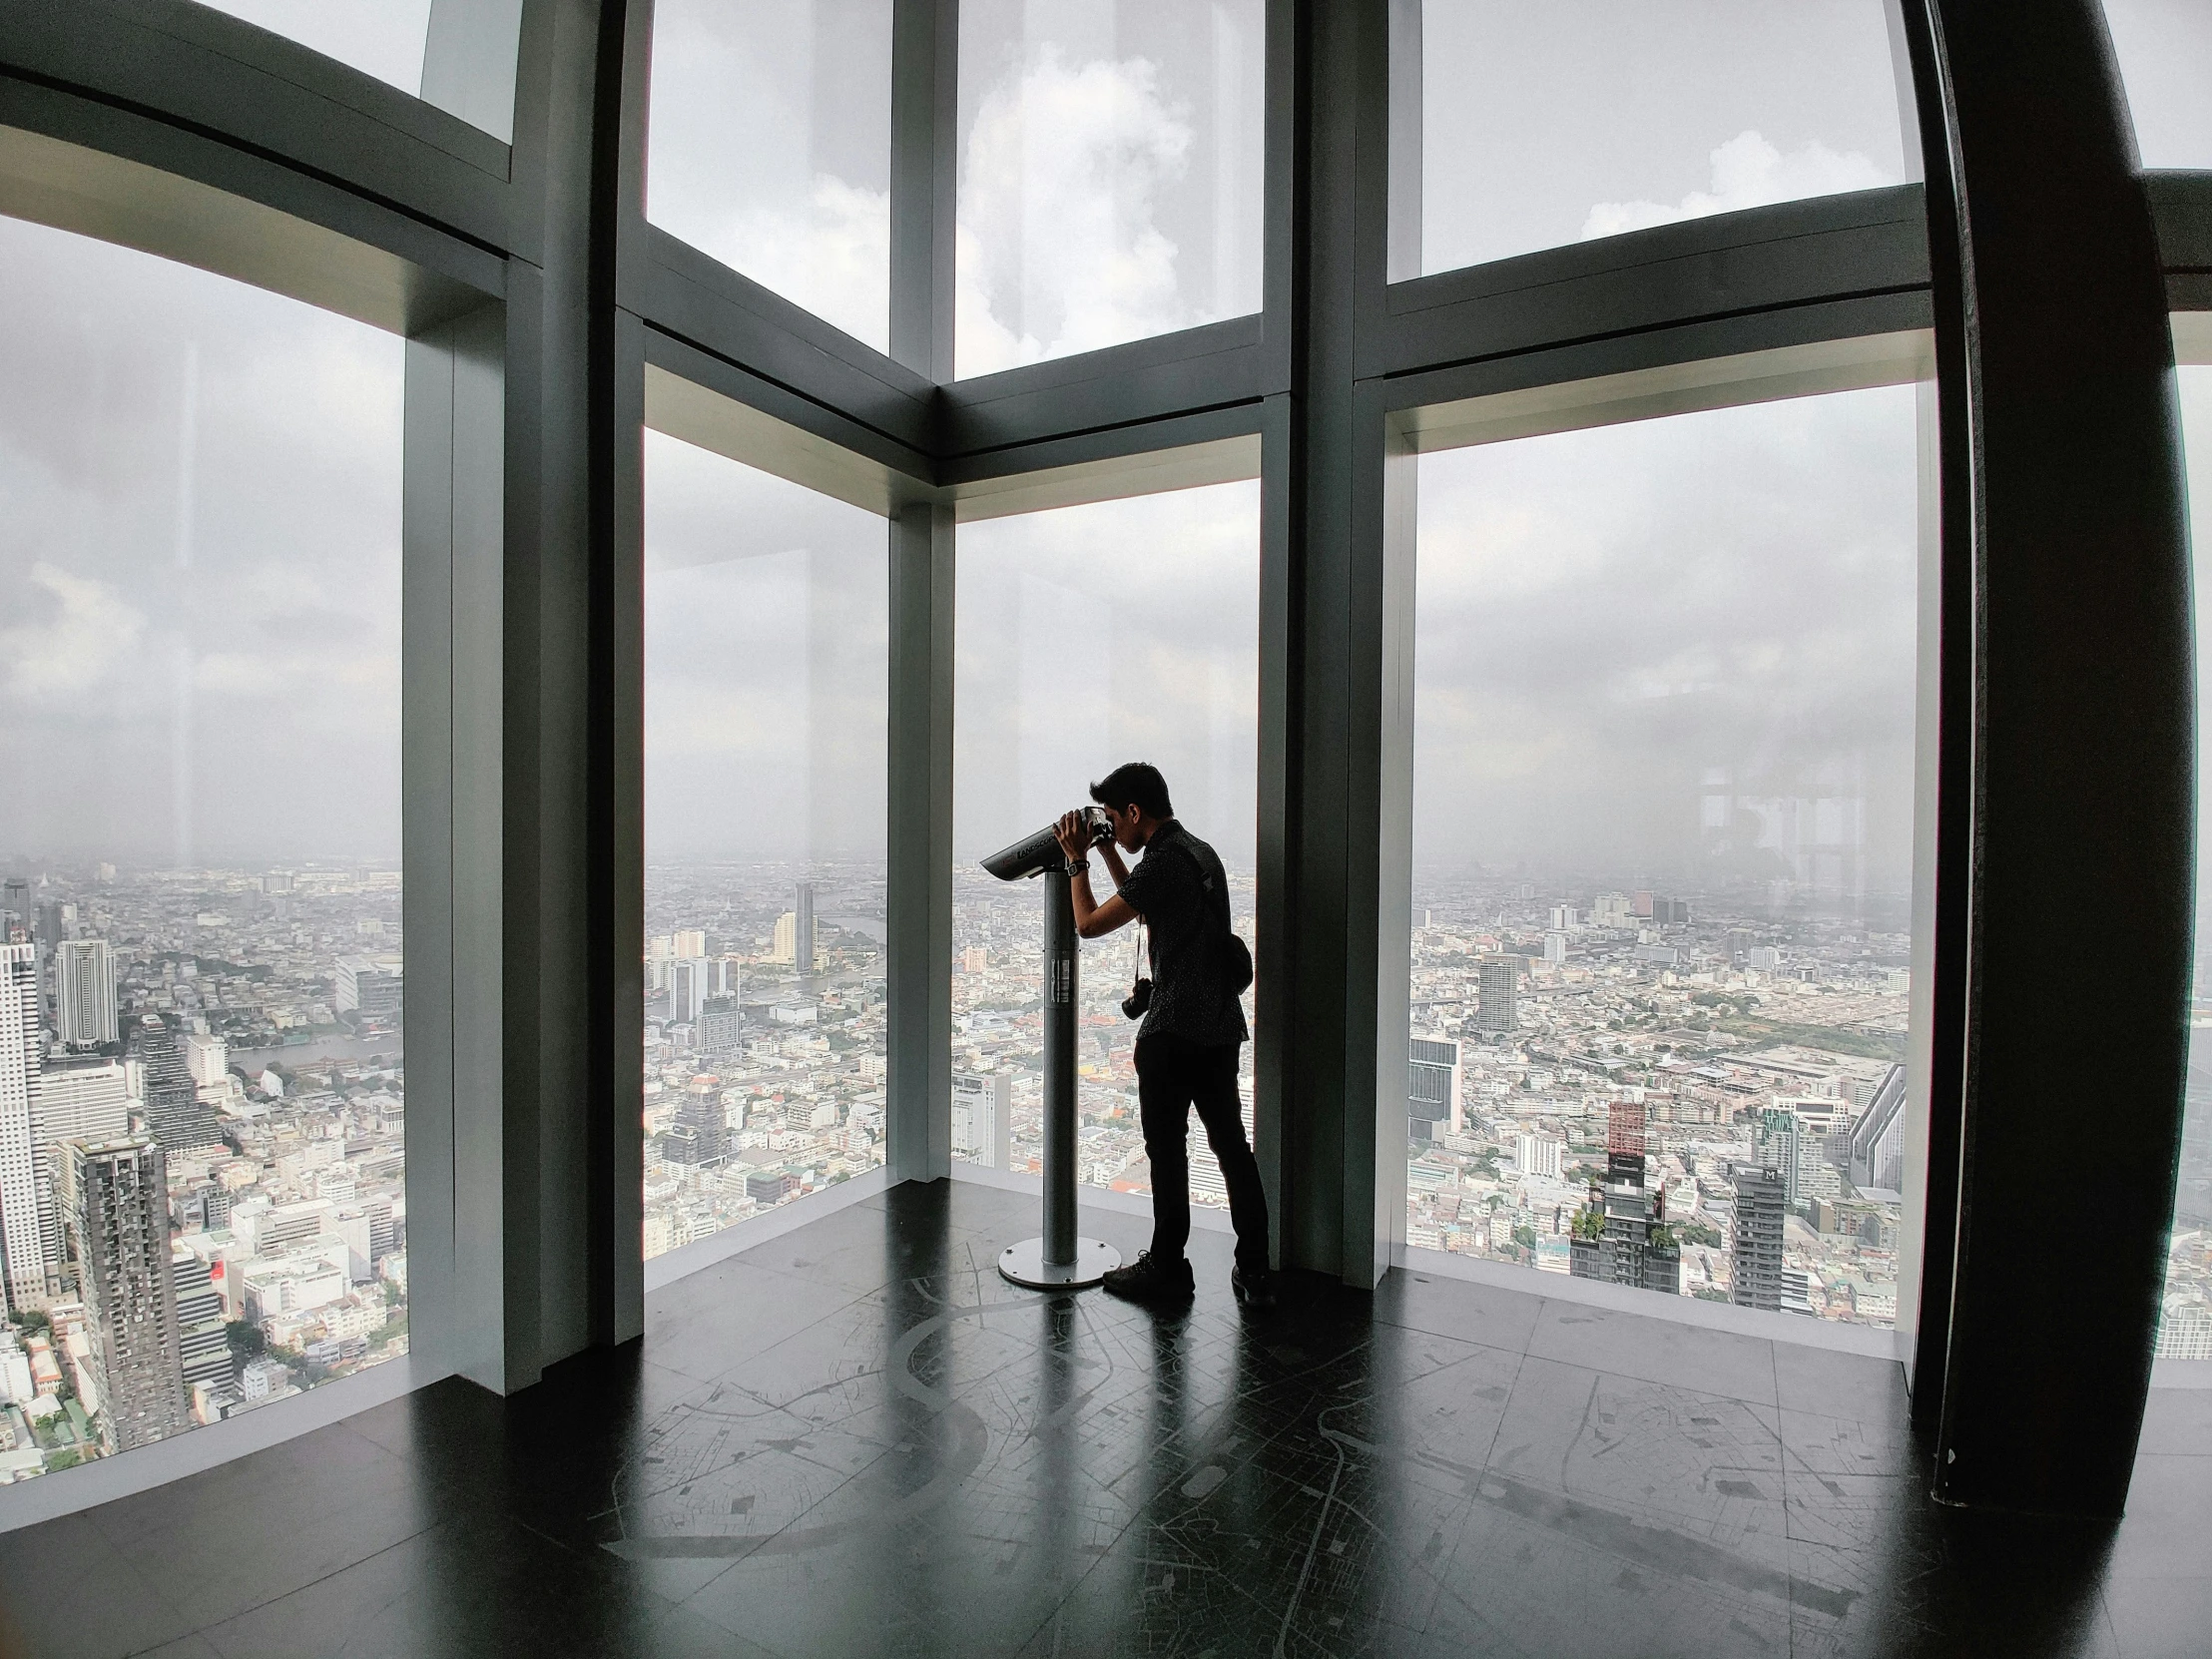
[703,174,891,355]
[956,48,1195,376]
[0,562,147,703]
[1581,130,1893,242]
[1410,386,1924,892]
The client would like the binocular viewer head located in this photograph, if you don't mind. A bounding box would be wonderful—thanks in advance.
[981,807,1114,881]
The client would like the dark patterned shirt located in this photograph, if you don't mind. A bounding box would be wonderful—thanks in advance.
[1114,821,1248,1047]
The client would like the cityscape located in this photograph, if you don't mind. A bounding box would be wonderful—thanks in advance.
[640,863,888,1260]
[0,863,406,1481]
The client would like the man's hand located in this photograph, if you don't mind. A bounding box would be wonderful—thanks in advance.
[1053,811,1092,864]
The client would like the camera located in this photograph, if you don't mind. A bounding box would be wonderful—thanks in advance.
[980,806,1115,881]
[1121,977,1153,1020]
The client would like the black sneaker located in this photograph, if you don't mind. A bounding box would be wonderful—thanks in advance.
[1231,1265,1278,1311]
[1102,1251,1195,1305]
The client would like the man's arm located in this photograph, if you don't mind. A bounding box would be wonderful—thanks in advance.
[1069,868,1137,938]
[1099,841,1131,889]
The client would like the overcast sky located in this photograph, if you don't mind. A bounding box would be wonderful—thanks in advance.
[646,0,895,352]
[643,432,888,866]
[0,215,403,873]
[194,0,431,96]
[1415,1,1912,275]
[1413,384,1924,900]
[955,481,1262,867]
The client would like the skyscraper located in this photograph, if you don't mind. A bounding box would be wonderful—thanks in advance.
[1731,1164,1787,1313]
[36,1056,131,1283]
[333,956,403,1031]
[1756,1106,1804,1209]
[952,1072,1012,1170]
[795,882,816,974]
[1475,955,1518,1031]
[0,879,29,941]
[1848,1064,1909,1195]
[1408,1038,1460,1141]
[133,1014,221,1152]
[0,944,52,1314]
[171,1245,232,1393]
[666,956,709,1026]
[55,938,118,1048]
[62,1137,189,1451]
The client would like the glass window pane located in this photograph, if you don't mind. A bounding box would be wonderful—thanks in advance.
[955,0,1266,378]
[2167,359,2212,1363]
[952,482,1260,1211]
[646,1,895,354]
[2104,1,2212,169]
[1409,386,1925,1330]
[1405,1,1916,278]
[0,214,406,1455]
[193,1,433,103]
[642,433,888,1258]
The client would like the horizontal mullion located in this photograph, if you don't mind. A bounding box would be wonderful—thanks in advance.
[939,317,1277,458]
[0,81,504,333]
[641,320,935,500]
[937,398,1266,494]
[1374,289,1936,423]
[3,0,510,249]
[1366,187,1931,381]
[2147,171,2212,275]
[629,225,935,455]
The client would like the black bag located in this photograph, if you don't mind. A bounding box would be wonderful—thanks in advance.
[1170,833,1254,997]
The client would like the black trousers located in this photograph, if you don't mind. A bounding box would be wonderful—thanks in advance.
[1135,1032,1270,1274]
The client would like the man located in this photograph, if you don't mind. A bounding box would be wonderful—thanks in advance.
[1053,762,1275,1309]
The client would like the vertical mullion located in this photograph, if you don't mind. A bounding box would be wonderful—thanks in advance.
[887,0,956,1183]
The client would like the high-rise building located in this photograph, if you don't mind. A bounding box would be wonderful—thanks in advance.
[0,879,29,941]
[1514,1132,1562,1181]
[951,1072,1011,1170]
[666,957,709,1026]
[333,956,403,1030]
[771,912,797,964]
[55,938,118,1048]
[796,882,816,974]
[697,996,743,1053]
[183,1031,228,1089]
[1475,955,1518,1032]
[1651,896,1691,925]
[1731,1164,1787,1313]
[62,1137,189,1451]
[1542,930,1567,964]
[1848,1064,1909,1195]
[133,1014,220,1152]
[1757,1106,1804,1208]
[36,1055,131,1281]
[1407,1038,1460,1140]
[171,1245,232,1391]
[671,928,707,959]
[0,944,52,1313]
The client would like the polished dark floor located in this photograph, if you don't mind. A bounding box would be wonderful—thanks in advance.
[0,1179,2206,1658]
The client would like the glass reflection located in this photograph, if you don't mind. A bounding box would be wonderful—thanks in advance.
[955,0,1265,377]
[951,481,1260,1209]
[1402,0,1914,277]
[646,0,895,353]
[1408,386,1924,1330]
[0,215,407,1459]
[641,433,889,1260]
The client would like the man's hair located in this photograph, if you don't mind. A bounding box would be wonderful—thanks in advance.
[1089,762,1174,821]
